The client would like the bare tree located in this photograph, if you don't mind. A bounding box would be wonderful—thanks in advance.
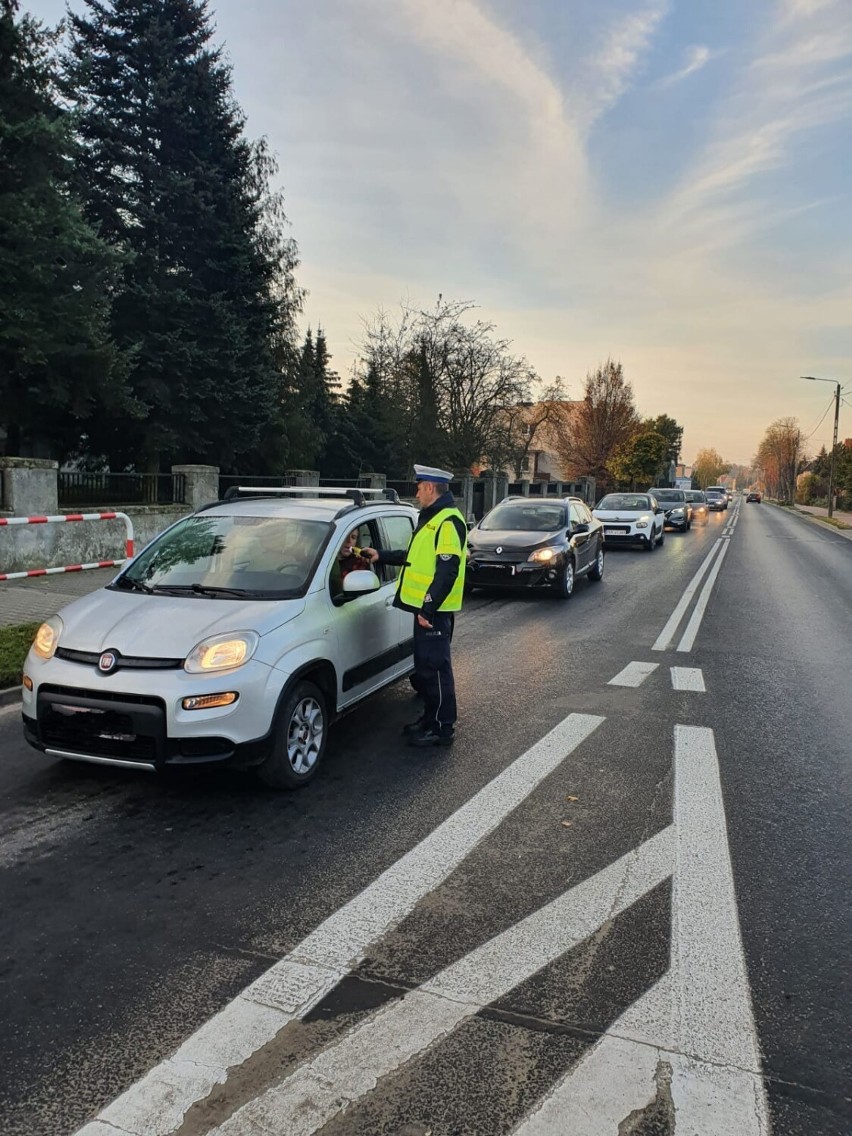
[755,418,804,503]
[354,298,535,472]
[550,359,639,490]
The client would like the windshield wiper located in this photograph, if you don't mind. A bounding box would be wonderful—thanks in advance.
[188,583,255,598]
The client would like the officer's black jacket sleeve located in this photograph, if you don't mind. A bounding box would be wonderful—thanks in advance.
[376,548,407,567]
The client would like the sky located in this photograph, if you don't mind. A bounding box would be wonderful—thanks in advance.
[26,0,852,465]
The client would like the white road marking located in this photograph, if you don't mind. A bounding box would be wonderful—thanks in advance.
[210,828,675,1135]
[670,667,706,692]
[651,541,721,651]
[608,661,659,687]
[676,541,730,652]
[75,712,605,1136]
[515,725,769,1135]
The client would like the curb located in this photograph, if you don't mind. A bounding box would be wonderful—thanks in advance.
[789,507,852,542]
[0,685,22,708]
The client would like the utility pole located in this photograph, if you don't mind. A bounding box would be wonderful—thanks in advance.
[802,376,843,518]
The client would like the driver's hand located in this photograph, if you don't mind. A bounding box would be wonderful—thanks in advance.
[360,547,379,563]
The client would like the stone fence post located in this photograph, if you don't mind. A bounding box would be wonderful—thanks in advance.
[363,473,387,490]
[458,475,474,520]
[287,470,320,486]
[0,457,58,515]
[172,464,219,510]
[495,473,509,504]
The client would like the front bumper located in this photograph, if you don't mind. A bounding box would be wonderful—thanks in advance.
[662,512,688,529]
[600,524,651,546]
[467,557,561,588]
[21,654,285,771]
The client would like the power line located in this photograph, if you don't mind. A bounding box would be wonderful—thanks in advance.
[803,394,836,441]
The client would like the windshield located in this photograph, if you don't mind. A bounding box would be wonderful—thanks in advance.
[479,503,567,532]
[706,489,724,497]
[685,492,705,502]
[116,514,331,597]
[652,490,685,503]
[596,495,652,511]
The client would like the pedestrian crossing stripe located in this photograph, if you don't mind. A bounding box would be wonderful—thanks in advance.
[186,727,769,1135]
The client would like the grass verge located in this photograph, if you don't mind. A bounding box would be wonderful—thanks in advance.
[0,622,39,689]
[814,516,852,530]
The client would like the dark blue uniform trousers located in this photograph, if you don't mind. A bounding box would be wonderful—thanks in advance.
[412,612,456,735]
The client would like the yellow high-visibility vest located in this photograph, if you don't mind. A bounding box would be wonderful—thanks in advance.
[398,507,467,612]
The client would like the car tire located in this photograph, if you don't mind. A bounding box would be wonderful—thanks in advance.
[657,528,665,545]
[554,557,575,599]
[588,544,605,581]
[645,530,655,551]
[258,680,328,789]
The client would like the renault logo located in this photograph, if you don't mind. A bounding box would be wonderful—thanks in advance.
[98,651,118,675]
[495,546,503,554]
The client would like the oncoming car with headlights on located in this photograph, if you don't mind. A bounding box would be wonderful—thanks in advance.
[592,492,664,551]
[21,488,419,788]
[466,497,604,599]
[645,487,691,532]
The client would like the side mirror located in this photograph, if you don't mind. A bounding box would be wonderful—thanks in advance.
[572,522,589,534]
[655,507,663,514]
[333,569,380,606]
[343,569,380,595]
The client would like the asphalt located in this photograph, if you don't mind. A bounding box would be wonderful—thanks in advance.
[0,503,849,1135]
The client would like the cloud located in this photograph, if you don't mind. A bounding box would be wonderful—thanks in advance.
[572,0,670,130]
[667,0,852,237]
[657,44,714,88]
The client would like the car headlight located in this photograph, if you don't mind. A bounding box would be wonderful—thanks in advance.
[529,547,559,563]
[670,508,684,516]
[635,516,650,528]
[32,616,63,660]
[184,631,259,674]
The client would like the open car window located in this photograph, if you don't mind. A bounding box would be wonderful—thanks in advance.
[378,514,416,582]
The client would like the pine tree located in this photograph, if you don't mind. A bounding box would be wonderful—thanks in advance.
[62,0,302,471]
[0,0,129,458]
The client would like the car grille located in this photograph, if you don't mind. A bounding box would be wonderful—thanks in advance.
[37,685,165,763]
[41,707,157,761]
[56,647,183,670]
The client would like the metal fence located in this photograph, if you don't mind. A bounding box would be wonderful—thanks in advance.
[58,471,187,509]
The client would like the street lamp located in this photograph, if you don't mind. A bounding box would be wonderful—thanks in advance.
[801,376,842,518]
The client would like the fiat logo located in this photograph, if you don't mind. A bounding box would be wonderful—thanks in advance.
[98,651,118,674]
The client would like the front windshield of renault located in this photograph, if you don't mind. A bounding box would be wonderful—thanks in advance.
[479,503,567,532]
[113,514,332,598]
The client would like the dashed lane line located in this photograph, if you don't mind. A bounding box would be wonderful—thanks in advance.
[670,666,706,692]
[608,661,659,687]
[75,712,605,1136]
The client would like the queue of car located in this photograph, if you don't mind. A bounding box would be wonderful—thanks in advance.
[19,479,728,789]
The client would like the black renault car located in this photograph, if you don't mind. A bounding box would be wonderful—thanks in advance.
[466,497,605,599]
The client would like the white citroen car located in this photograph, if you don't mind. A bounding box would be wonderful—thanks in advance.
[21,488,418,788]
[592,492,665,551]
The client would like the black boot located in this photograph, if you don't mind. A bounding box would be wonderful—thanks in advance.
[407,728,454,748]
[402,717,426,736]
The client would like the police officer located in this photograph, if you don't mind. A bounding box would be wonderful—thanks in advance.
[362,465,467,746]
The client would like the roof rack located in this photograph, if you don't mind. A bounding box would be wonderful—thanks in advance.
[222,485,400,507]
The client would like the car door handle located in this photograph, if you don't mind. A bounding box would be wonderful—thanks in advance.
[385,597,395,607]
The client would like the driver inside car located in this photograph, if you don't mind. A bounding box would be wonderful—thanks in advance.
[330,527,373,595]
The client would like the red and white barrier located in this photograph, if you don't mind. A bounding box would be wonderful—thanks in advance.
[0,512,135,582]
